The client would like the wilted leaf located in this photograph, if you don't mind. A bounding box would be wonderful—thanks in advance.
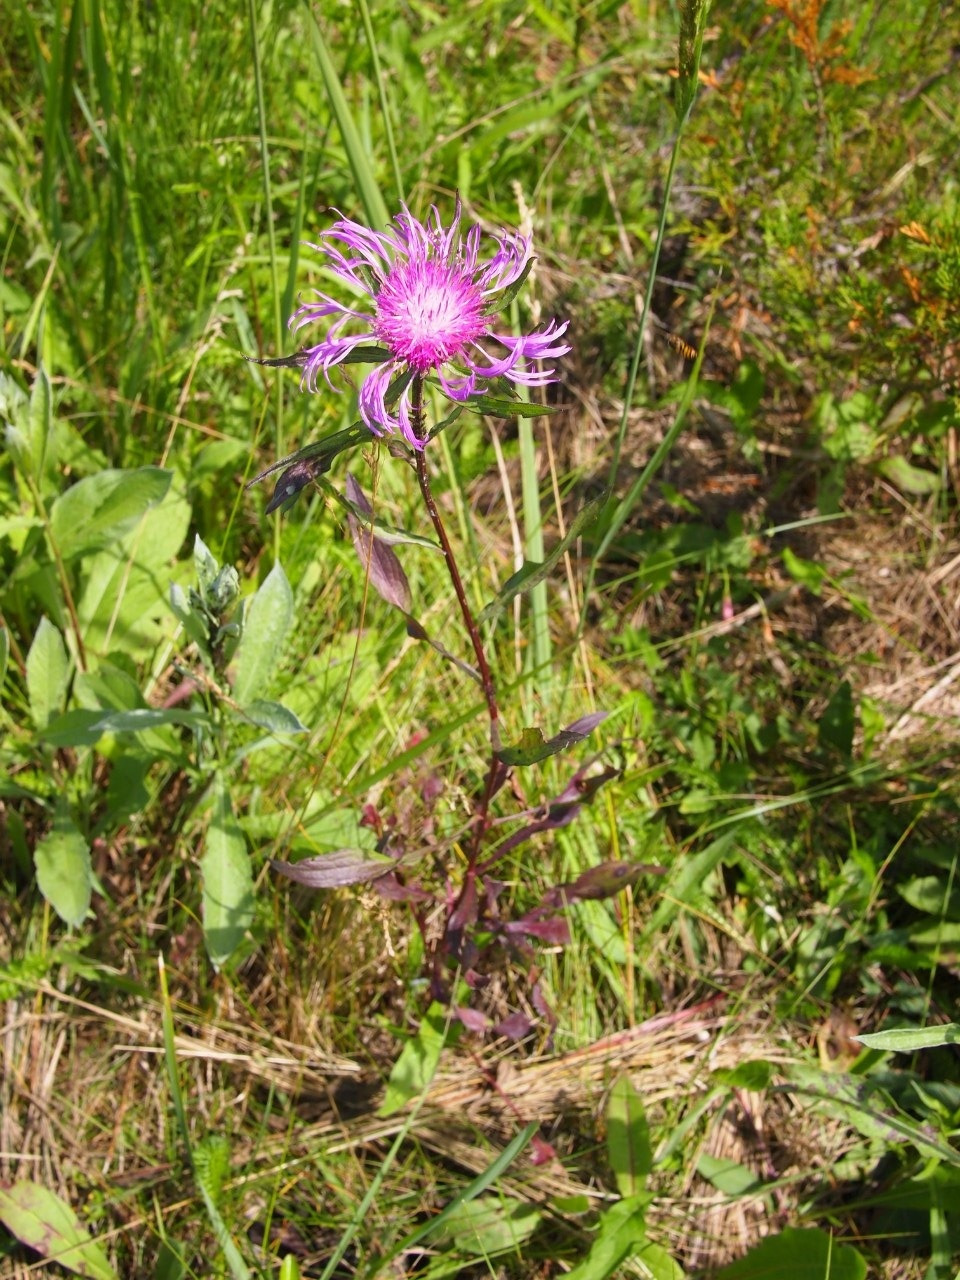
[541,859,666,909]
[345,475,411,612]
[271,848,395,888]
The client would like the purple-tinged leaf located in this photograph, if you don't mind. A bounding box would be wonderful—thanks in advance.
[454,1006,491,1033]
[503,915,571,945]
[496,711,609,766]
[346,475,412,613]
[540,859,666,909]
[480,764,620,869]
[531,982,557,1045]
[271,849,394,889]
[245,423,368,490]
[493,1011,533,1041]
[448,872,479,933]
[372,872,432,904]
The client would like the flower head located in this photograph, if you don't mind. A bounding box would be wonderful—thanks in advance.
[290,201,570,449]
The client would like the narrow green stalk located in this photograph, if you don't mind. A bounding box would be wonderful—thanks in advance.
[247,0,285,557]
[356,0,404,206]
[514,307,552,698]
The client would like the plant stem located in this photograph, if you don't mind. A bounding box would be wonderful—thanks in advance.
[409,377,504,865]
[410,379,500,743]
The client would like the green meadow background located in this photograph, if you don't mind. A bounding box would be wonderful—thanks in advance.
[2,0,960,1276]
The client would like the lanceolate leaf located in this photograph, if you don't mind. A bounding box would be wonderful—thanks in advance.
[33,808,92,927]
[346,475,412,612]
[467,394,561,418]
[540,859,667,908]
[231,560,293,705]
[480,492,607,624]
[26,616,69,730]
[49,466,172,560]
[271,849,395,888]
[201,782,254,967]
[496,711,609,766]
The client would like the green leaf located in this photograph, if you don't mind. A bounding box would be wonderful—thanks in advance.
[28,363,55,484]
[480,492,607,624]
[240,699,309,734]
[49,467,172,560]
[562,1194,654,1280]
[0,1181,117,1279]
[818,680,854,757]
[715,1226,866,1280]
[698,1153,763,1196]
[0,623,8,690]
[33,809,92,927]
[431,1196,541,1257]
[231,561,293,705]
[606,1076,652,1198]
[713,1060,773,1091]
[495,711,608,766]
[781,546,826,596]
[877,454,941,496]
[200,782,254,967]
[379,1002,449,1117]
[467,393,561,418]
[855,1024,960,1052]
[26,616,69,729]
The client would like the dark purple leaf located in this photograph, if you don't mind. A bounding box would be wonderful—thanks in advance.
[245,423,368,490]
[503,915,571,944]
[454,1006,491,1033]
[372,872,432,904]
[495,711,609,766]
[480,764,620,868]
[550,763,620,812]
[346,475,412,613]
[539,859,667,909]
[264,459,326,515]
[493,1011,533,1041]
[448,872,479,932]
[271,849,393,889]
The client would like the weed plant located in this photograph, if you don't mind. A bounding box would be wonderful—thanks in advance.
[1,0,960,1277]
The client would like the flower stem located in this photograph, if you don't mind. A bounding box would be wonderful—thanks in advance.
[410,378,500,744]
[409,377,504,868]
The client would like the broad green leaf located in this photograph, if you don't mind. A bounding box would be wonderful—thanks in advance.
[607,1076,652,1199]
[26,616,69,729]
[877,454,940,496]
[76,477,191,655]
[33,809,92,927]
[855,1024,960,1052]
[379,1002,448,1117]
[0,1180,117,1279]
[782,546,826,596]
[50,467,172,560]
[563,1194,653,1280]
[431,1196,540,1256]
[715,1226,866,1280]
[200,782,254,967]
[697,1153,763,1196]
[231,561,293,705]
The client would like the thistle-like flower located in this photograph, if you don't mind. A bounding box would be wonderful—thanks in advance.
[290,201,570,449]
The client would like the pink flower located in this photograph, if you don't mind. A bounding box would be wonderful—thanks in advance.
[290,201,570,450]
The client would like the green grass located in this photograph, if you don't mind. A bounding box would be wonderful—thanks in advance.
[2,0,960,1276]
